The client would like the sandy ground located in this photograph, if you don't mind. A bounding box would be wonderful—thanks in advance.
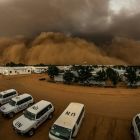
[0,74,140,140]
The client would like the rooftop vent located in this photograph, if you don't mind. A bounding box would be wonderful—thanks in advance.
[32,106,38,110]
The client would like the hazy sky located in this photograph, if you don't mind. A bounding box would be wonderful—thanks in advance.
[0,0,140,41]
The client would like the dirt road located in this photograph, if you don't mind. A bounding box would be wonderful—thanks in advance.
[0,74,140,140]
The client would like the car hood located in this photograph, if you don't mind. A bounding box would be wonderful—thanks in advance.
[13,115,36,131]
[0,103,15,113]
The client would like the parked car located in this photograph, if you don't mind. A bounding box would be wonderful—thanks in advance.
[49,102,85,140]
[0,93,33,118]
[0,89,18,105]
[131,113,140,140]
[13,100,55,136]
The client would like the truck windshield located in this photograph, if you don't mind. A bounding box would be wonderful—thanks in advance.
[50,124,71,140]
[9,100,16,106]
[24,110,35,120]
[0,94,2,98]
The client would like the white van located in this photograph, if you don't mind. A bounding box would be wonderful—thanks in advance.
[0,93,34,118]
[13,100,55,136]
[131,114,140,140]
[0,89,18,105]
[49,102,85,140]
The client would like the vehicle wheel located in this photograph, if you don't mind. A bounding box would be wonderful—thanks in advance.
[9,112,14,118]
[28,129,35,136]
[48,113,53,120]
[130,126,134,135]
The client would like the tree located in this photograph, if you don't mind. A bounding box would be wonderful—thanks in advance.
[5,62,26,67]
[77,65,93,83]
[70,65,93,83]
[34,63,46,66]
[126,67,137,86]
[106,67,119,86]
[95,69,107,81]
[47,65,59,79]
[63,71,75,84]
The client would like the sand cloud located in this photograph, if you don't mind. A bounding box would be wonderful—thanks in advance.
[0,32,140,65]
[0,0,140,64]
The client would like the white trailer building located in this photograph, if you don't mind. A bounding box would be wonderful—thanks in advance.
[0,66,48,75]
[31,67,48,74]
[1,67,32,75]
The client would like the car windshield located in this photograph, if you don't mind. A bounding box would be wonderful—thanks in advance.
[50,124,71,140]
[135,116,140,133]
[0,94,2,99]
[137,124,140,133]
[24,110,36,120]
[9,100,16,106]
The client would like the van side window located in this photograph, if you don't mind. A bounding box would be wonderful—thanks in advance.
[27,96,32,101]
[17,98,27,105]
[24,96,32,102]
[3,91,16,98]
[36,111,42,119]
[76,107,84,125]
[11,91,16,96]
[3,94,8,98]
[0,94,3,98]
[19,96,31,104]
[22,98,27,104]
[36,106,48,119]
[3,93,11,98]
[72,126,76,135]
[17,100,23,105]
[47,104,52,111]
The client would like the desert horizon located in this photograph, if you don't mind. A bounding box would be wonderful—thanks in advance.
[0,32,140,65]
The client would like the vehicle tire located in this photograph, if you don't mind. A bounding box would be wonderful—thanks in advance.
[130,126,134,135]
[48,113,53,120]
[9,112,15,118]
[28,129,35,136]
[130,127,133,132]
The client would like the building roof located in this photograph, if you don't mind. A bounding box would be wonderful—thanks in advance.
[0,89,17,96]
[12,93,31,102]
[27,100,51,114]
[54,102,84,129]
[0,67,31,71]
